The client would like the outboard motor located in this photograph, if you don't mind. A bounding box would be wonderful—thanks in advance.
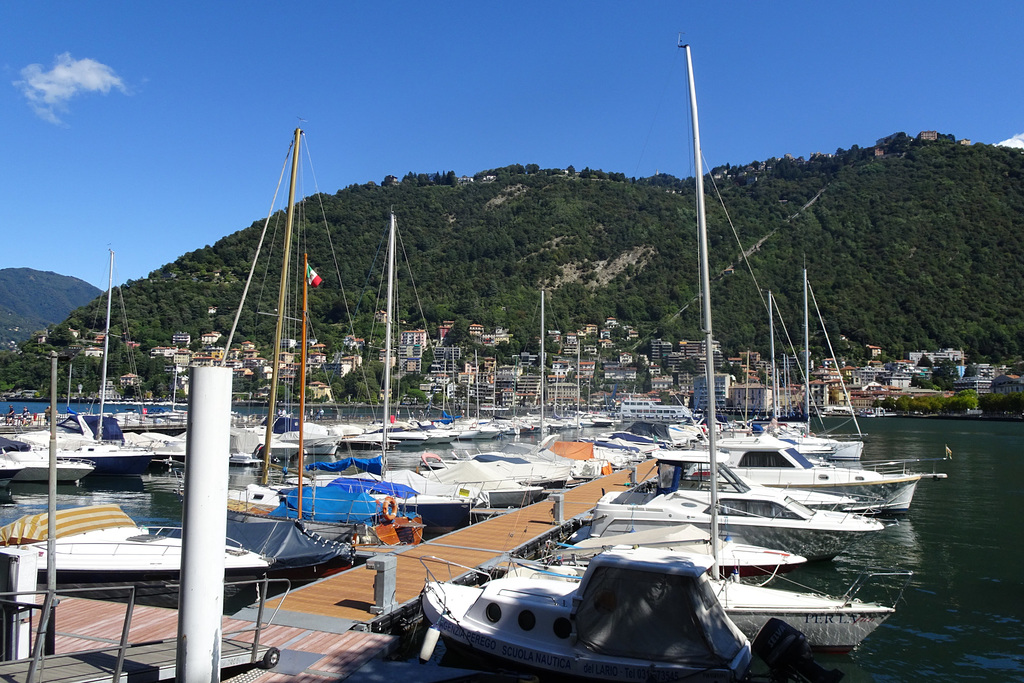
[752,618,844,683]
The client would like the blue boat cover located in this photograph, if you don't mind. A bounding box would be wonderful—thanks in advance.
[270,485,378,523]
[326,477,420,499]
[473,454,531,464]
[304,454,383,476]
[0,437,31,453]
[57,414,126,442]
[199,512,355,572]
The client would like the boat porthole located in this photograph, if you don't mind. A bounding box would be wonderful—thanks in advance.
[485,602,502,623]
[518,610,536,631]
[553,617,572,639]
[855,476,865,481]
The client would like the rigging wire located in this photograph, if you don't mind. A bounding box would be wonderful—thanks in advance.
[222,140,294,364]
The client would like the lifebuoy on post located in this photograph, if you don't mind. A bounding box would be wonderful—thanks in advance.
[380,496,398,521]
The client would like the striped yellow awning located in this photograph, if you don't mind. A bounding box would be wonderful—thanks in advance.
[0,504,136,545]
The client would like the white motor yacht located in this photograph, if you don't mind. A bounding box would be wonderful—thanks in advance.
[589,450,884,561]
[717,434,937,513]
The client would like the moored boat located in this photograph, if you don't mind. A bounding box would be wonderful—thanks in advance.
[421,547,754,681]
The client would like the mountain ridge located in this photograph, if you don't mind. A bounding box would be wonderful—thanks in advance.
[0,268,101,347]
[5,132,1024,397]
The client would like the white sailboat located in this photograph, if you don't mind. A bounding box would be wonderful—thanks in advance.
[54,250,154,476]
[678,43,905,652]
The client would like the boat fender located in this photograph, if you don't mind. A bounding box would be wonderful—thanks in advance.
[380,496,398,521]
[419,623,441,663]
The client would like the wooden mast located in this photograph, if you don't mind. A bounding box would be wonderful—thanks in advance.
[297,253,309,517]
[261,127,301,485]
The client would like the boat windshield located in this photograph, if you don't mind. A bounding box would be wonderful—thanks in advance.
[669,462,751,494]
[782,496,816,517]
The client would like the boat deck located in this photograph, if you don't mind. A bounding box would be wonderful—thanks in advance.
[0,596,395,683]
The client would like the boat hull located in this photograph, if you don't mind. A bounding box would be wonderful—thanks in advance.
[403,499,471,534]
[591,504,877,562]
[422,578,748,682]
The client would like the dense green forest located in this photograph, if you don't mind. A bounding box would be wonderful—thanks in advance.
[3,132,1024,399]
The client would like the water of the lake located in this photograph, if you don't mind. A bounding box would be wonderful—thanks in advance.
[1,415,1020,681]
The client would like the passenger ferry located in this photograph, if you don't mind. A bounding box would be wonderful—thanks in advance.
[617,396,692,423]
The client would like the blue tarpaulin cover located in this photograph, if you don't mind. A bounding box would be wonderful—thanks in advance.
[304,455,383,476]
[326,477,419,499]
[270,486,378,523]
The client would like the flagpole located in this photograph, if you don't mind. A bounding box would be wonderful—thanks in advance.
[298,254,309,518]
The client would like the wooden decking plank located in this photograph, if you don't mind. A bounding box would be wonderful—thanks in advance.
[260,461,658,627]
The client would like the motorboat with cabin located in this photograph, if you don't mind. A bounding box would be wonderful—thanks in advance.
[420,546,841,682]
[421,547,754,681]
[717,434,937,514]
[588,450,884,561]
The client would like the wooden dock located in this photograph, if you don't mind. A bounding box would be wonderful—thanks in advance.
[256,461,658,633]
[0,462,656,682]
[0,596,396,682]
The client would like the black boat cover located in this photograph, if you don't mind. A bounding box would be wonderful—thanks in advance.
[222,511,355,573]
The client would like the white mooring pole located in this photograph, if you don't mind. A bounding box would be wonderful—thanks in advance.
[177,366,232,682]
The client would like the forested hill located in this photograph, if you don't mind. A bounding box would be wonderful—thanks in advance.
[42,134,1024,368]
[0,269,100,346]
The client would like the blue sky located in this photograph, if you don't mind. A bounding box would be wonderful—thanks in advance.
[4,2,1022,290]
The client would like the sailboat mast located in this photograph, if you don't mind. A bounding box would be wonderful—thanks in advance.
[769,290,778,422]
[684,44,720,573]
[97,249,114,441]
[381,212,397,470]
[261,127,301,485]
[540,289,545,433]
[803,267,810,423]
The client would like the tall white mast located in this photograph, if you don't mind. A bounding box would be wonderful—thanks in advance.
[684,43,720,573]
[540,289,545,433]
[381,211,397,470]
[769,290,778,422]
[803,267,811,423]
[97,249,114,441]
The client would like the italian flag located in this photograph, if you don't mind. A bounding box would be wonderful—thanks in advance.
[306,264,323,288]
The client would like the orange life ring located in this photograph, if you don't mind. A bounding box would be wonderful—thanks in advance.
[380,496,398,521]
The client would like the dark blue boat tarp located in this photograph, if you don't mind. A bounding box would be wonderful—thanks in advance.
[56,414,126,442]
[222,512,355,571]
[304,455,383,476]
[0,437,31,452]
[270,486,378,524]
[325,477,419,500]
[473,454,531,464]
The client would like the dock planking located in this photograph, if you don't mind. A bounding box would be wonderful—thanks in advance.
[263,461,657,626]
[1,596,396,683]
[0,462,654,682]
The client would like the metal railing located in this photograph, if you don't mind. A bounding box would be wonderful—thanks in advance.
[0,576,291,683]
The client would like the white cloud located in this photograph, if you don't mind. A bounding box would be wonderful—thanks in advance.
[996,133,1024,149]
[14,53,127,124]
